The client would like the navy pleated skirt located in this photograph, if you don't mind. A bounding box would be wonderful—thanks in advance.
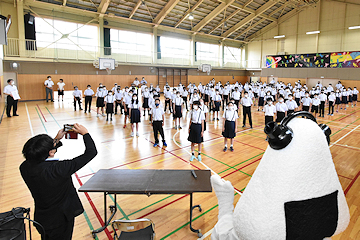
[222,120,236,138]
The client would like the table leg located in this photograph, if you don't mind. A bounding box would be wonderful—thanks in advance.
[92,193,117,238]
[189,193,203,238]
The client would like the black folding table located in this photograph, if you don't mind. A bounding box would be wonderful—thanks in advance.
[78,169,212,238]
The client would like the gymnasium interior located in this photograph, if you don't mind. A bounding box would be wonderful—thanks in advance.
[0,0,360,239]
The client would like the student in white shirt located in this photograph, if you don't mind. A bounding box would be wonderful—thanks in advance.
[3,79,20,117]
[155,85,160,93]
[222,102,239,152]
[114,87,123,115]
[173,91,184,129]
[129,94,142,137]
[286,94,298,116]
[133,77,140,94]
[181,87,189,111]
[57,79,65,102]
[335,90,341,113]
[353,87,358,106]
[84,85,94,113]
[301,92,312,112]
[164,86,172,113]
[72,86,82,111]
[111,83,118,93]
[188,101,205,162]
[44,76,54,102]
[231,87,241,111]
[240,92,253,128]
[341,88,348,110]
[213,91,222,121]
[104,90,116,121]
[347,88,353,107]
[263,99,276,125]
[123,89,133,128]
[199,99,209,131]
[319,91,327,117]
[142,86,151,117]
[311,94,321,118]
[275,96,288,122]
[95,86,107,117]
[151,99,167,148]
[258,87,265,111]
[328,91,336,116]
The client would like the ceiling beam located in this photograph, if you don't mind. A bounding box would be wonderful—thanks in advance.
[326,0,360,6]
[174,0,203,28]
[234,18,265,39]
[153,0,181,25]
[221,0,277,38]
[192,0,235,32]
[63,0,67,7]
[223,1,277,22]
[98,0,111,17]
[208,8,241,34]
[129,0,142,19]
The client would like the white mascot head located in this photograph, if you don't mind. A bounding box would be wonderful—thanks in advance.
[211,112,350,240]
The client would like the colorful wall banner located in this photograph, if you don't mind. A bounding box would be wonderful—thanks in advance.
[266,51,360,68]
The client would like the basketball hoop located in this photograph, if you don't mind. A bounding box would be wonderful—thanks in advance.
[106,68,112,75]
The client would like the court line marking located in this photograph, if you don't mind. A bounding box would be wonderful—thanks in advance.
[35,107,48,133]
[330,124,360,148]
[25,103,34,136]
[333,143,360,151]
[36,104,47,122]
[0,105,5,124]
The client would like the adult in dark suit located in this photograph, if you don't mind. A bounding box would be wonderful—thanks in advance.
[20,124,97,240]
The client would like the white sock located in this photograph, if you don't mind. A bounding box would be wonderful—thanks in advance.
[231,144,233,147]
[224,144,227,148]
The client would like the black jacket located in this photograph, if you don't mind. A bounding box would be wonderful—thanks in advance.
[20,133,97,229]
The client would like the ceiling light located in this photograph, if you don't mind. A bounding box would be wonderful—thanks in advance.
[188,13,194,20]
[306,30,320,35]
[274,35,285,39]
[349,26,360,30]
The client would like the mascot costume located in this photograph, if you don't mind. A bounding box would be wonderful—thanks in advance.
[211,111,350,240]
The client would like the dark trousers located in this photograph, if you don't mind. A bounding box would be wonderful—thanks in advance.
[84,96,92,112]
[265,116,273,125]
[115,100,123,114]
[287,109,295,116]
[234,100,240,112]
[329,102,334,114]
[73,97,82,110]
[36,218,74,240]
[165,99,172,112]
[6,95,18,116]
[243,106,252,127]
[153,121,165,144]
[45,88,53,101]
[303,105,310,112]
[320,101,325,116]
[182,96,188,110]
[223,95,229,109]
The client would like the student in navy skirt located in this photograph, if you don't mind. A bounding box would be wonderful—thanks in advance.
[335,90,341,113]
[129,94,141,137]
[341,88,348,110]
[95,86,107,117]
[104,90,115,121]
[347,87,353,107]
[213,91,222,121]
[222,102,239,152]
[199,99,209,132]
[173,91,184,130]
[188,101,205,162]
[353,87,358,106]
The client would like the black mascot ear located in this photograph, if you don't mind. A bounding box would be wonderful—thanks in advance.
[319,124,331,145]
[264,121,293,150]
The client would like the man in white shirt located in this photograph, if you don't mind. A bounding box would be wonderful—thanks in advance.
[4,79,20,117]
[57,79,65,102]
[44,76,54,102]
[152,99,167,147]
[240,92,253,128]
[114,87,124,115]
[133,77,140,94]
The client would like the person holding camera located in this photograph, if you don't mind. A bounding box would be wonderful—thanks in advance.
[20,124,97,240]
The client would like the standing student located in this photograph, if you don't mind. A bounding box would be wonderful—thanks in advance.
[129,94,141,137]
[353,87,358,106]
[142,86,151,116]
[347,87,353,107]
[188,101,205,162]
[263,99,276,125]
[335,89,341,113]
[72,86,82,111]
[341,88,348,110]
[173,91,184,129]
[133,77,140,94]
[3,79,20,117]
[311,94,320,118]
[114,87,123,115]
[164,86,172,113]
[231,87,241,112]
[319,91,327,117]
[328,91,335,116]
[199,99,209,131]
[104,90,115,121]
[222,102,239,152]
[84,85,94,113]
[151,99,167,148]
[257,87,265,111]
[286,94,298,116]
[123,89,133,128]
[294,89,301,106]
[240,92,253,128]
[222,85,230,109]
[181,87,189,111]
[275,96,288,122]
[57,79,65,101]
[213,91,222,121]
[301,92,312,112]
[111,83,118,93]
[171,88,178,128]
[44,76,54,102]
[95,86,107,117]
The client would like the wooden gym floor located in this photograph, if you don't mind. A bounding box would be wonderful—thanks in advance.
[1,94,360,240]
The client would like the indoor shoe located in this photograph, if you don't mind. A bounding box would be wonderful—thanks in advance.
[190,155,196,162]
[197,155,202,162]
[163,142,167,147]
[223,146,227,152]
[130,132,134,137]
[123,125,126,128]
[153,143,159,147]
[230,146,234,152]
[136,132,140,137]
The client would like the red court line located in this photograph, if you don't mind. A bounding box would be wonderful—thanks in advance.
[338,175,353,181]
[344,170,360,196]
[337,109,360,122]
[75,173,112,239]
[221,157,262,178]
[36,104,47,122]
[139,195,188,219]
[207,131,266,151]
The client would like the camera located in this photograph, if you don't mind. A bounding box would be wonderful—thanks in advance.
[64,124,78,139]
